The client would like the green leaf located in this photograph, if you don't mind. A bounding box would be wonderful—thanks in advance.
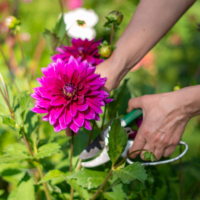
[24,111,38,135]
[69,169,107,189]
[19,94,31,114]
[0,103,9,115]
[108,118,128,164]
[0,155,29,165]
[34,143,61,159]
[0,115,17,129]
[43,29,60,53]
[66,178,90,200]
[0,190,5,196]
[104,192,127,200]
[113,162,147,184]
[1,169,25,184]
[6,85,13,109]
[3,143,29,156]
[53,14,66,39]
[38,169,66,184]
[8,173,35,200]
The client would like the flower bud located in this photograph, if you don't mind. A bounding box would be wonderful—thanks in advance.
[5,16,20,30]
[99,45,112,58]
[173,85,181,91]
[108,10,123,25]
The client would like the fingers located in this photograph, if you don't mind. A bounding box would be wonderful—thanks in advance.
[127,97,143,113]
[141,143,155,160]
[128,133,146,159]
[163,145,176,157]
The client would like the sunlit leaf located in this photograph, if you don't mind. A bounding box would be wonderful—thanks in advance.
[104,192,127,200]
[53,14,66,39]
[113,162,147,184]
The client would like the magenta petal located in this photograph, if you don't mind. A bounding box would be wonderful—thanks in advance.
[31,107,47,114]
[55,106,65,119]
[63,74,71,84]
[86,99,103,114]
[77,103,88,111]
[70,122,79,133]
[49,108,57,125]
[74,112,84,127]
[42,114,49,121]
[50,96,65,106]
[65,107,72,125]
[84,120,92,130]
[59,114,67,129]
[78,86,90,95]
[54,121,62,132]
[84,108,95,120]
[94,114,100,121]
[104,99,114,104]
[70,101,77,117]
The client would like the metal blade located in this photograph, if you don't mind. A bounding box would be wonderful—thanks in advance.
[81,147,110,168]
[79,135,104,159]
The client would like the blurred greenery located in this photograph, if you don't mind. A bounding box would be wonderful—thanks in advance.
[0,0,200,199]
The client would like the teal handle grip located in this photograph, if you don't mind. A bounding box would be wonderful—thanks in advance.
[122,109,143,126]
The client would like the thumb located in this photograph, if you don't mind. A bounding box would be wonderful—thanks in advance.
[127,97,143,113]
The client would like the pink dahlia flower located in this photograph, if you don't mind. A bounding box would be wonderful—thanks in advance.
[52,38,103,67]
[31,56,112,133]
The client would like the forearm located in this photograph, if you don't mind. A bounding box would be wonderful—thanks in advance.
[96,0,196,91]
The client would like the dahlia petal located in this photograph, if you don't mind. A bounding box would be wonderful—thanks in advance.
[63,74,71,84]
[90,84,101,90]
[54,106,65,119]
[49,87,63,95]
[42,114,49,121]
[94,114,100,121]
[84,120,92,130]
[78,82,83,90]
[74,112,84,127]
[36,100,50,108]
[72,69,78,83]
[49,108,57,125]
[77,103,88,111]
[77,95,85,105]
[45,77,56,87]
[104,99,114,104]
[86,55,95,64]
[51,96,65,106]
[86,99,103,114]
[86,91,100,96]
[86,67,95,77]
[31,93,40,100]
[70,101,77,117]
[54,121,62,132]
[100,90,109,98]
[59,114,67,129]
[78,86,90,95]
[55,79,64,89]
[31,107,47,114]
[64,107,72,125]
[84,108,95,120]
[41,67,51,77]
[86,74,99,82]
[70,122,79,133]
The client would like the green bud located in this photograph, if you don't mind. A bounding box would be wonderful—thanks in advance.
[108,10,123,25]
[173,85,181,91]
[76,20,86,27]
[5,16,20,30]
[99,45,112,58]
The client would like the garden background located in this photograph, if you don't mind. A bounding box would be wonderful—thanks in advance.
[0,0,200,199]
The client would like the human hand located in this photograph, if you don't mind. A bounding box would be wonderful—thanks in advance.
[127,89,193,160]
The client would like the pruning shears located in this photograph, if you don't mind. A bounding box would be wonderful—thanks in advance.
[79,109,188,168]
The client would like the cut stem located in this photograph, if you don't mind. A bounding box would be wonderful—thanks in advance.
[110,24,114,45]
[101,105,107,130]
[91,169,113,200]
[86,120,95,147]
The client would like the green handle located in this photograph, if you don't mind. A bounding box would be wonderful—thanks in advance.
[122,109,143,126]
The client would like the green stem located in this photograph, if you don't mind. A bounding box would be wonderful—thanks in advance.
[70,132,74,200]
[86,120,95,147]
[103,180,120,193]
[191,181,200,199]
[16,32,32,92]
[59,0,64,14]
[101,105,107,130]
[91,170,113,200]
[0,44,20,92]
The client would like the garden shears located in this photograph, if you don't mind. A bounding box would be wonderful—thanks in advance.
[79,109,189,168]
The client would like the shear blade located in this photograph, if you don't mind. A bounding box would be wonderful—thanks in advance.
[79,135,104,159]
[81,147,110,168]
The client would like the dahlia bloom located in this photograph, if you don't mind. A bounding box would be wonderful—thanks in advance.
[31,56,112,133]
[52,38,103,67]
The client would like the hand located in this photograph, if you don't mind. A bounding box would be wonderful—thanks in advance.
[127,90,192,160]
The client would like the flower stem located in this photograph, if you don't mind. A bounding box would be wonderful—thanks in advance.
[101,105,107,130]
[70,131,74,200]
[110,24,114,45]
[91,169,113,200]
[0,44,20,92]
[86,120,95,147]
[59,0,64,14]
[16,32,32,92]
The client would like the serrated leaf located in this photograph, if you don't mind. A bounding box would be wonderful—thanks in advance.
[0,155,29,164]
[53,14,66,39]
[0,115,17,129]
[108,118,128,164]
[4,143,29,156]
[66,178,90,200]
[69,169,107,189]
[113,162,147,184]
[104,192,127,200]
[19,94,31,113]
[24,111,38,135]
[8,173,35,200]
[1,169,25,184]
[38,169,66,184]
[34,143,61,159]
[43,29,60,53]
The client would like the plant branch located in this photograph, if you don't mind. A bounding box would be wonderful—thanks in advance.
[110,24,114,45]
[91,169,113,200]
[70,131,74,200]
[0,44,20,92]
[101,105,107,130]
[103,180,120,193]
[86,120,95,147]
[191,181,200,199]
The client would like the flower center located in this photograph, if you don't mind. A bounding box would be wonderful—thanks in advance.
[63,84,76,98]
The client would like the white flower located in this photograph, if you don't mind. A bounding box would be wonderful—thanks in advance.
[64,8,98,40]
